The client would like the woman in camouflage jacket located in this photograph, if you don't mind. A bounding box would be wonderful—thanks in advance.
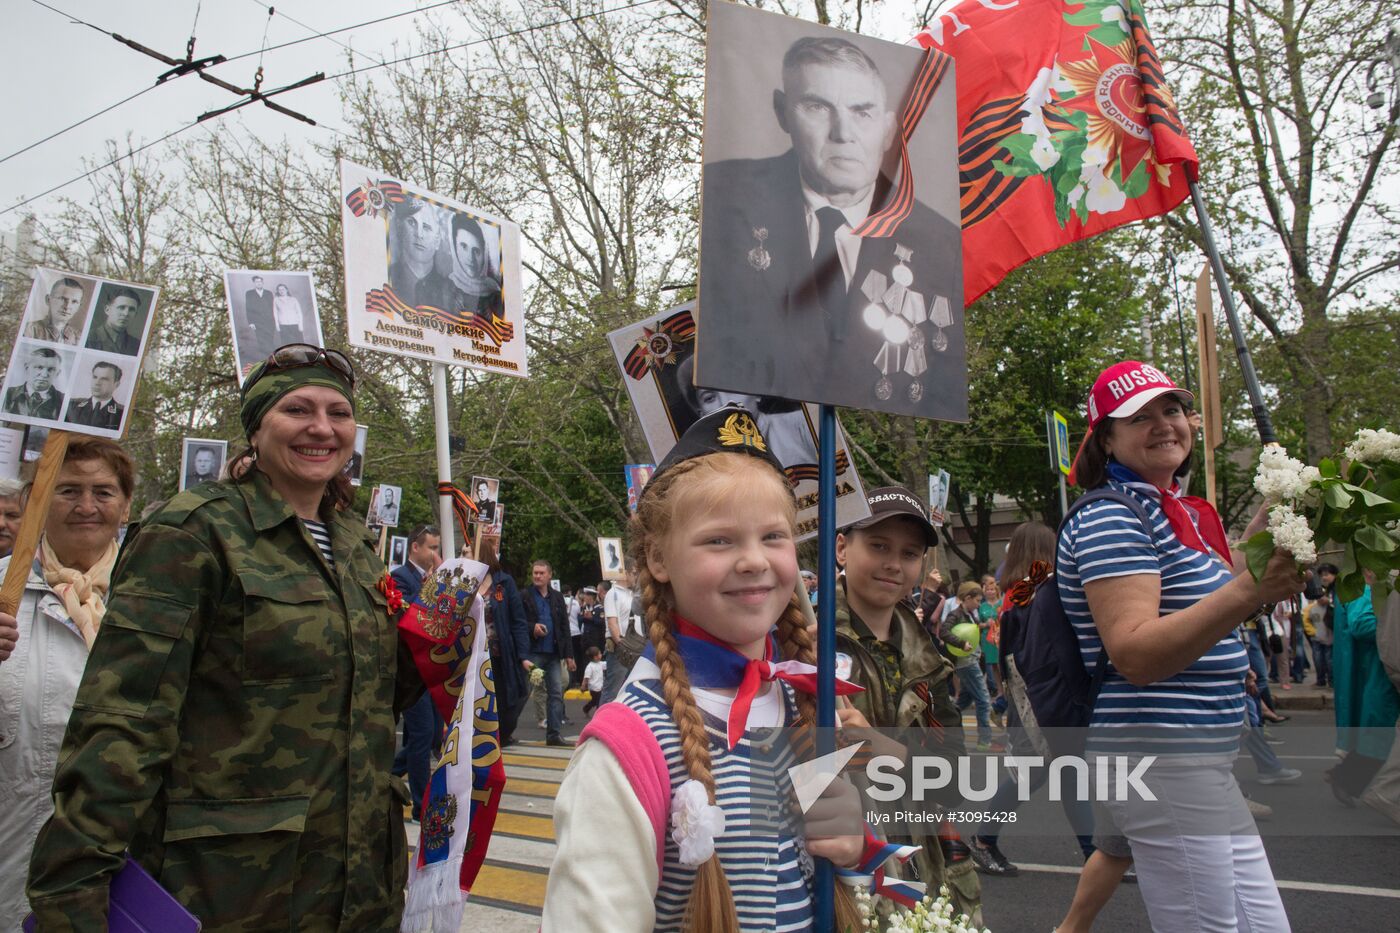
[28,348,424,931]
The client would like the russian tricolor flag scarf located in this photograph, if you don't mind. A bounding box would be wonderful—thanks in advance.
[398,558,506,932]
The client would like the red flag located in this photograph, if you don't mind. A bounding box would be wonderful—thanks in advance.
[912,0,1198,305]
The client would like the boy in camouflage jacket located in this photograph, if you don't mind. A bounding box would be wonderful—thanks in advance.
[833,487,982,923]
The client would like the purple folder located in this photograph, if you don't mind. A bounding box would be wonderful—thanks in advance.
[23,858,201,932]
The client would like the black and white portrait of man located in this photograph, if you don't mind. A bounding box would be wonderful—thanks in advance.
[469,475,499,526]
[697,4,965,420]
[180,438,228,491]
[389,195,451,309]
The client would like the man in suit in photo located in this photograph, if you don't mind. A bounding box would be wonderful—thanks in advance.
[4,347,65,420]
[699,35,963,417]
[84,288,141,355]
[243,275,276,360]
[64,362,125,430]
[388,525,444,820]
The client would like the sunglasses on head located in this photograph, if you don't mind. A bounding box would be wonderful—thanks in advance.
[265,344,356,387]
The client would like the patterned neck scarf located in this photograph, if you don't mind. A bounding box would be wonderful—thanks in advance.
[39,536,120,649]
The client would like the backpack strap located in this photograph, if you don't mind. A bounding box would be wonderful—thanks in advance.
[1060,486,1155,703]
[578,702,670,871]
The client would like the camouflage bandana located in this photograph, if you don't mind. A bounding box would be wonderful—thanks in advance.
[240,362,354,438]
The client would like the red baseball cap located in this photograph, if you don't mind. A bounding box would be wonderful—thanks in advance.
[1069,361,1193,485]
[1084,361,1193,429]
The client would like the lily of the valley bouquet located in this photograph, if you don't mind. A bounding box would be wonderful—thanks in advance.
[1247,428,1400,600]
[853,885,991,933]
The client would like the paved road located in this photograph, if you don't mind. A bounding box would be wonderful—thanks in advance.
[421,701,1399,931]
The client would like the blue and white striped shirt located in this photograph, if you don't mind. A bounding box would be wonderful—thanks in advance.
[620,679,814,932]
[1057,480,1247,756]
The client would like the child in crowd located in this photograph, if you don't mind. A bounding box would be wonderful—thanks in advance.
[542,407,865,932]
[582,645,606,716]
[834,486,983,923]
[979,574,1007,726]
[942,581,997,750]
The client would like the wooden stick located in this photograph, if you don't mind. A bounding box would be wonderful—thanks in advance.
[0,430,71,614]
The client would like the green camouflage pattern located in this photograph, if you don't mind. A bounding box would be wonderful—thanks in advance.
[27,469,420,931]
[239,361,353,437]
[834,587,983,925]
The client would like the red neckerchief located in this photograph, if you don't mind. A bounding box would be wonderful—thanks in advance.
[1107,464,1233,567]
[666,616,863,749]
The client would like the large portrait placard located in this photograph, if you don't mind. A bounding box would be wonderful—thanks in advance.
[339,159,527,376]
[2,267,159,440]
[608,302,870,541]
[696,3,966,420]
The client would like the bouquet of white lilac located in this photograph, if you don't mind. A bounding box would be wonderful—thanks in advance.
[1246,427,1400,601]
[851,885,992,933]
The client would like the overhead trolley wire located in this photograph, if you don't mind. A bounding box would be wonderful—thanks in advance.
[3,0,666,216]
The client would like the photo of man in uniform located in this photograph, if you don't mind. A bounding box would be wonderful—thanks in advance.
[182,442,224,489]
[244,275,276,360]
[64,361,125,430]
[84,287,142,355]
[3,347,66,420]
[389,196,450,309]
[698,25,963,418]
[471,477,498,526]
[23,277,86,345]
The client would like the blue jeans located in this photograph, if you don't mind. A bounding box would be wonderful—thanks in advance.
[529,653,566,740]
[601,651,628,705]
[1242,694,1284,775]
[984,661,1007,715]
[394,691,443,818]
[955,663,992,744]
[1313,641,1332,686]
[1245,630,1275,710]
[977,724,1095,856]
[1289,635,1309,681]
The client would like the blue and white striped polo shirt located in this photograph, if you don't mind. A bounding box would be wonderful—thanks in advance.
[620,679,814,932]
[1056,480,1247,756]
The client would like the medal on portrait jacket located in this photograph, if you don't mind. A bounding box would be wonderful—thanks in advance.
[859,244,947,403]
[748,227,772,272]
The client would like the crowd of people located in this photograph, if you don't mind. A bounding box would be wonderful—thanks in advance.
[0,349,1397,932]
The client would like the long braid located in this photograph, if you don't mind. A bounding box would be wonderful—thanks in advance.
[627,456,742,933]
[776,595,865,932]
[637,570,740,933]
[775,597,818,725]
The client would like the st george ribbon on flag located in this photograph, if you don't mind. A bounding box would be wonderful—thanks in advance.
[395,558,505,932]
[912,0,1199,305]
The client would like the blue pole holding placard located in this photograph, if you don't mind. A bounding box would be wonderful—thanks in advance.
[814,403,838,931]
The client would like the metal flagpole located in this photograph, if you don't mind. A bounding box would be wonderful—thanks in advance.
[814,403,838,931]
[431,362,456,556]
[1188,179,1276,444]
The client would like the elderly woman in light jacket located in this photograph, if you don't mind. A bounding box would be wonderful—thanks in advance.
[0,437,133,928]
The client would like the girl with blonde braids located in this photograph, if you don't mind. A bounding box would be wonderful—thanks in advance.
[541,406,866,932]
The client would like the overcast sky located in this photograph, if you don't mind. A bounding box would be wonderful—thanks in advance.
[4,0,446,222]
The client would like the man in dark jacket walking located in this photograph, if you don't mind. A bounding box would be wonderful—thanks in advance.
[389,525,442,819]
[522,559,575,746]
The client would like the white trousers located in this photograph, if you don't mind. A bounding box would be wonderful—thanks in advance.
[1100,758,1290,932]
